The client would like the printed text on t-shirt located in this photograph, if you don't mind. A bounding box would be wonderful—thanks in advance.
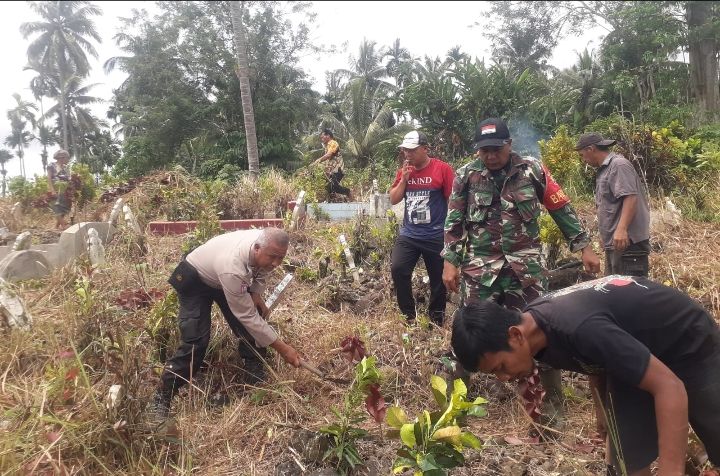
[407,177,433,185]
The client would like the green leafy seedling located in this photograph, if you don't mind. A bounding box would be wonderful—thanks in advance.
[386,375,487,475]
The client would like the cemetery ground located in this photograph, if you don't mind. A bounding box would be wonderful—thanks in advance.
[0,174,719,475]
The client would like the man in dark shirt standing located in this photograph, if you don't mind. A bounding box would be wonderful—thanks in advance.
[451,276,720,475]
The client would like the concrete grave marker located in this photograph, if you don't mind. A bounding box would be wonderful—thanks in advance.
[290,190,306,231]
[0,278,32,330]
[87,228,106,267]
[108,198,124,226]
[12,231,32,251]
[0,250,51,282]
[0,227,16,245]
[10,202,21,223]
[122,204,142,235]
[265,273,294,312]
[372,179,380,217]
[106,384,124,410]
[338,234,360,284]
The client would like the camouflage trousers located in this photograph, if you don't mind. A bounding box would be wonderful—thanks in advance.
[461,264,546,312]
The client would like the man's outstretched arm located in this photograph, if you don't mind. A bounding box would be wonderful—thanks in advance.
[637,355,688,476]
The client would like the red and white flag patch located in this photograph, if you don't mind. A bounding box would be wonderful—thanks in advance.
[480,124,497,135]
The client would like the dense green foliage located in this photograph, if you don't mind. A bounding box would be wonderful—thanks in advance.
[108,1,320,177]
[5,1,720,222]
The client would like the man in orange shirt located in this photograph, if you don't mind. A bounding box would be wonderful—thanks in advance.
[313,129,351,199]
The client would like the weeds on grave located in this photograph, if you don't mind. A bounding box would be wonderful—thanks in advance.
[147,290,179,363]
[351,210,397,270]
[310,201,331,221]
[74,274,94,317]
[386,375,487,475]
[320,356,384,474]
[295,166,330,203]
[181,201,222,255]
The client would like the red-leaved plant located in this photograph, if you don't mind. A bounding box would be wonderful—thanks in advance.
[364,383,386,424]
[115,288,166,310]
[340,336,366,362]
[320,343,384,473]
[517,369,545,422]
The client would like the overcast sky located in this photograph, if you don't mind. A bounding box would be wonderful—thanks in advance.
[0,1,605,179]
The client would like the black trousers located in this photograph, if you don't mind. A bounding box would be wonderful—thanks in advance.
[160,271,265,396]
[390,235,446,323]
[604,239,650,277]
[326,171,351,197]
[603,343,720,472]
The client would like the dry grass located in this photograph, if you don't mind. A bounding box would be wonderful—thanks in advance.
[0,189,717,475]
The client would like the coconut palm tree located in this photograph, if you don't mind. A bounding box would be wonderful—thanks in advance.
[320,78,407,168]
[229,1,260,179]
[0,149,13,197]
[337,39,397,94]
[5,94,38,178]
[27,60,57,173]
[383,39,413,88]
[20,1,102,151]
[44,76,103,162]
[35,124,57,173]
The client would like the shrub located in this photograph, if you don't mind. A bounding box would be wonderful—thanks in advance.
[218,174,261,219]
[539,125,591,196]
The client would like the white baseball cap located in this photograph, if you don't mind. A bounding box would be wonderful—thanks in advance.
[399,131,429,149]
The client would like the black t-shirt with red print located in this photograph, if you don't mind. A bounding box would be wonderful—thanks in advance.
[526,276,719,386]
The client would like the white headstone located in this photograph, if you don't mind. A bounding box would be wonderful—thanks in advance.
[122,205,142,234]
[10,202,22,223]
[87,228,106,267]
[265,273,294,311]
[338,234,360,284]
[290,190,307,231]
[372,180,380,217]
[108,198,124,226]
[651,196,683,233]
[12,231,32,251]
[106,384,124,410]
[0,278,32,330]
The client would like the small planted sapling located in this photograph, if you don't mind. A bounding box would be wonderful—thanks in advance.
[320,354,385,474]
[386,375,487,475]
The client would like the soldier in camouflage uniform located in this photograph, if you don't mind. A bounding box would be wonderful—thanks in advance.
[442,118,601,427]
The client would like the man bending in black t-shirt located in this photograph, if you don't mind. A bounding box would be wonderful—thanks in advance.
[451,275,720,476]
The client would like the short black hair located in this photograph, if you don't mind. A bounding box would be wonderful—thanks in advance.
[451,301,522,372]
[596,144,612,152]
[321,128,334,138]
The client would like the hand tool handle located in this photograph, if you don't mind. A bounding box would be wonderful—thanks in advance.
[299,359,325,378]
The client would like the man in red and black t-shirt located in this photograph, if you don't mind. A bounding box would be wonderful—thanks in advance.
[389,131,455,324]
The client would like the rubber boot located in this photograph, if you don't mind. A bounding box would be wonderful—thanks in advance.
[539,367,565,432]
[147,388,173,425]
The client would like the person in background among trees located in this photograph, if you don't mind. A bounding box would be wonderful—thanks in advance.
[313,128,351,200]
[47,149,72,230]
[576,133,651,277]
[389,130,454,325]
